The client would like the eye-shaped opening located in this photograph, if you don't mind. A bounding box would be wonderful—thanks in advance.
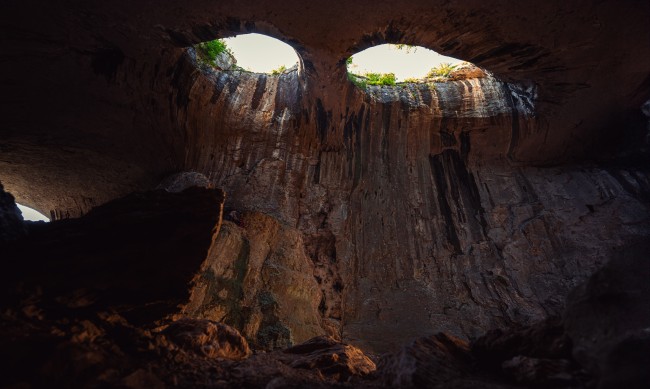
[17,203,49,222]
[346,44,483,88]
[194,33,300,75]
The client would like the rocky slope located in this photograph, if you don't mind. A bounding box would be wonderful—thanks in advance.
[0,185,647,388]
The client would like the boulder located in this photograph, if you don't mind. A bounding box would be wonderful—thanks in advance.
[163,318,251,360]
[282,336,376,381]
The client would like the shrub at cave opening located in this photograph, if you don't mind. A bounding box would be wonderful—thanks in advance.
[194,34,300,75]
[271,65,287,75]
[345,44,469,89]
[347,57,397,89]
[347,71,397,89]
[427,62,458,78]
[196,39,231,64]
[366,72,396,86]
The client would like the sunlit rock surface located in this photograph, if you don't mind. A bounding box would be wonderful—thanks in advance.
[162,318,252,361]
[183,212,327,349]
[174,56,650,350]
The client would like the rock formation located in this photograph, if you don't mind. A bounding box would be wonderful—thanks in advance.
[1,0,649,387]
[0,182,25,243]
[0,184,645,388]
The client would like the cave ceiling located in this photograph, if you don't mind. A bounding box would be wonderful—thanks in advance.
[1,0,649,215]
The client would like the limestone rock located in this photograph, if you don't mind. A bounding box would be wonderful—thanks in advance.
[472,317,572,369]
[163,318,251,360]
[282,336,376,381]
[501,355,575,386]
[447,63,487,81]
[0,0,649,387]
[214,50,237,71]
[374,333,474,388]
[157,171,210,192]
[0,186,225,322]
[563,240,650,388]
[183,211,326,349]
[0,227,648,387]
[2,0,650,354]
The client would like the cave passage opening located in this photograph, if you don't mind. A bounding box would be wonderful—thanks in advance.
[194,33,299,75]
[346,44,471,86]
[17,203,49,222]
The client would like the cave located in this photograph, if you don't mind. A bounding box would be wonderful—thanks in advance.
[1,1,649,388]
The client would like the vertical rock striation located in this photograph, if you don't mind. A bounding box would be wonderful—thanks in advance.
[165,51,650,351]
[183,212,325,349]
[1,0,649,357]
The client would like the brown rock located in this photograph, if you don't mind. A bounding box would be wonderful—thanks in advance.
[282,336,376,381]
[375,333,474,387]
[448,64,488,81]
[0,1,649,387]
[162,318,251,360]
[156,171,211,193]
[183,211,326,350]
[501,356,574,386]
[472,316,572,368]
[563,240,650,388]
[0,186,225,323]
[2,0,650,358]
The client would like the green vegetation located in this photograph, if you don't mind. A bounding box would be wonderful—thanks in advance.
[365,72,396,86]
[427,62,457,78]
[347,71,396,89]
[271,65,287,75]
[348,73,367,89]
[195,39,230,64]
[194,38,276,74]
[402,77,422,83]
[345,48,461,90]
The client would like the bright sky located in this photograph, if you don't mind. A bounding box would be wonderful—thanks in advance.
[349,44,464,81]
[221,35,463,80]
[222,34,299,73]
[17,203,49,222]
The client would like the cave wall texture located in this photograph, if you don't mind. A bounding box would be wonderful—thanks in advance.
[1,0,650,355]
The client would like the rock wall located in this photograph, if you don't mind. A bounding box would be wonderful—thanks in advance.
[1,185,645,387]
[1,0,649,356]
[2,0,649,216]
[164,53,650,351]
[183,213,326,349]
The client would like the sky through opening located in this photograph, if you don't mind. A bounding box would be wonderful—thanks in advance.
[348,45,464,81]
[220,36,464,80]
[17,203,49,222]
[222,34,299,73]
